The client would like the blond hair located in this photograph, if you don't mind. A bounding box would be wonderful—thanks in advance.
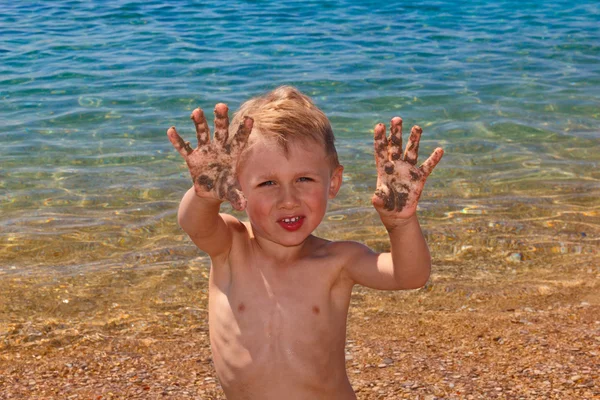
[231,86,340,168]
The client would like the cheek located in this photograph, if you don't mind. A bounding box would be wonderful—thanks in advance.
[302,187,329,207]
[245,192,271,215]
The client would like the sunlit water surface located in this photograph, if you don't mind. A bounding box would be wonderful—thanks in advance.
[1,0,599,278]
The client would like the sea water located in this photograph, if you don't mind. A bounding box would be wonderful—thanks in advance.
[1,0,599,275]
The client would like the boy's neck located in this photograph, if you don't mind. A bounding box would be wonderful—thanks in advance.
[247,222,319,264]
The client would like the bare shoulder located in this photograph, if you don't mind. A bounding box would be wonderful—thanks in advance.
[221,214,258,249]
[323,239,375,259]
[313,239,376,273]
[221,213,249,234]
[306,239,376,290]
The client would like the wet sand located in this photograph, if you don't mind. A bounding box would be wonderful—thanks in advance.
[1,250,598,399]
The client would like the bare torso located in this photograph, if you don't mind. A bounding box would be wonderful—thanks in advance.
[208,222,357,400]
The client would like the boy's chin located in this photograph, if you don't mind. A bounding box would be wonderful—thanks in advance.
[276,236,311,248]
[259,230,313,248]
[265,230,312,247]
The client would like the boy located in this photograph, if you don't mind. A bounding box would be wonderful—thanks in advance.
[167,86,444,399]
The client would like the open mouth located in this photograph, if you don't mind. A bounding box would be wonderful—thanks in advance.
[277,216,305,231]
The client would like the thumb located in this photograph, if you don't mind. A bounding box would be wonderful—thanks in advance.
[371,188,387,209]
[227,188,247,211]
[371,193,382,207]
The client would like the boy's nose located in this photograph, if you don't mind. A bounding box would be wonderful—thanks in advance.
[277,186,300,209]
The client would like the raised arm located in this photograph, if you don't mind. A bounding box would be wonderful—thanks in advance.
[167,104,253,258]
[346,117,444,290]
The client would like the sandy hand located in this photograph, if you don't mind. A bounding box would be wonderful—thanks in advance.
[167,104,253,211]
[372,117,444,222]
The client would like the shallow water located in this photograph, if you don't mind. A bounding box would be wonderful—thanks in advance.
[1,0,599,276]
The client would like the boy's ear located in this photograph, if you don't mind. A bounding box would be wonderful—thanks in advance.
[328,165,344,199]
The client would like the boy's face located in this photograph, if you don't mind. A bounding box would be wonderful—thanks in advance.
[237,138,343,248]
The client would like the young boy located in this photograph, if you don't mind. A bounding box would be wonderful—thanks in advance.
[167,86,444,400]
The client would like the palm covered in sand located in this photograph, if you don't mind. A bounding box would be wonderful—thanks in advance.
[167,104,253,211]
[371,117,444,222]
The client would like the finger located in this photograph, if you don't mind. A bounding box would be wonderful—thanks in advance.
[419,147,444,178]
[373,123,388,177]
[226,187,247,211]
[190,108,210,147]
[219,173,247,210]
[388,117,403,161]
[403,125,423,165]
[213,103,229,148]
[167,126,193,158]
[371,188,388,209]
[229,116,254,156]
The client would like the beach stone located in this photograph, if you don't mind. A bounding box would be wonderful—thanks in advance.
[507,252,523,262]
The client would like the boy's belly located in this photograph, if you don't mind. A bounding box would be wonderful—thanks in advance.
[208,287,355,399]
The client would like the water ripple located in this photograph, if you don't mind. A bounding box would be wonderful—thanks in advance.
[1,0,599,271]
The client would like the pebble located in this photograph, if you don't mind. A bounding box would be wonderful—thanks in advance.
[507,252,523,263]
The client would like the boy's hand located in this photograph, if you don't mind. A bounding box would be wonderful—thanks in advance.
[167,104,253,211]
[372,117,444,225]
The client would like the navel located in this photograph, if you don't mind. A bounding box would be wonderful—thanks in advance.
[238,303,246,312]
[312,305,320,315]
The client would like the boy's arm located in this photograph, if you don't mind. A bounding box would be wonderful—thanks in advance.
[344,118,443,290]
[177,187,232,258]
[167,104,253,258]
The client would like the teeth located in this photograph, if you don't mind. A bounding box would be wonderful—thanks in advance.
[283,217,300,223]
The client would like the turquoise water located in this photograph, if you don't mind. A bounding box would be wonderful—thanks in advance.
[1,0,599,274]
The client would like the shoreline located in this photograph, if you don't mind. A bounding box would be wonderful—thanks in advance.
[1,253,598,399]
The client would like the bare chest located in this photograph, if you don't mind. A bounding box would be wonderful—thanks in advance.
[207,257,353,378]
[214,259,349,338]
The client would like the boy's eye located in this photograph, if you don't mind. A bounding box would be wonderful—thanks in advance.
[298,177,313,182]
[258,180,275,187]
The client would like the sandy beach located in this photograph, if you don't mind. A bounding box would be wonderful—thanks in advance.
[1,250,598,399]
